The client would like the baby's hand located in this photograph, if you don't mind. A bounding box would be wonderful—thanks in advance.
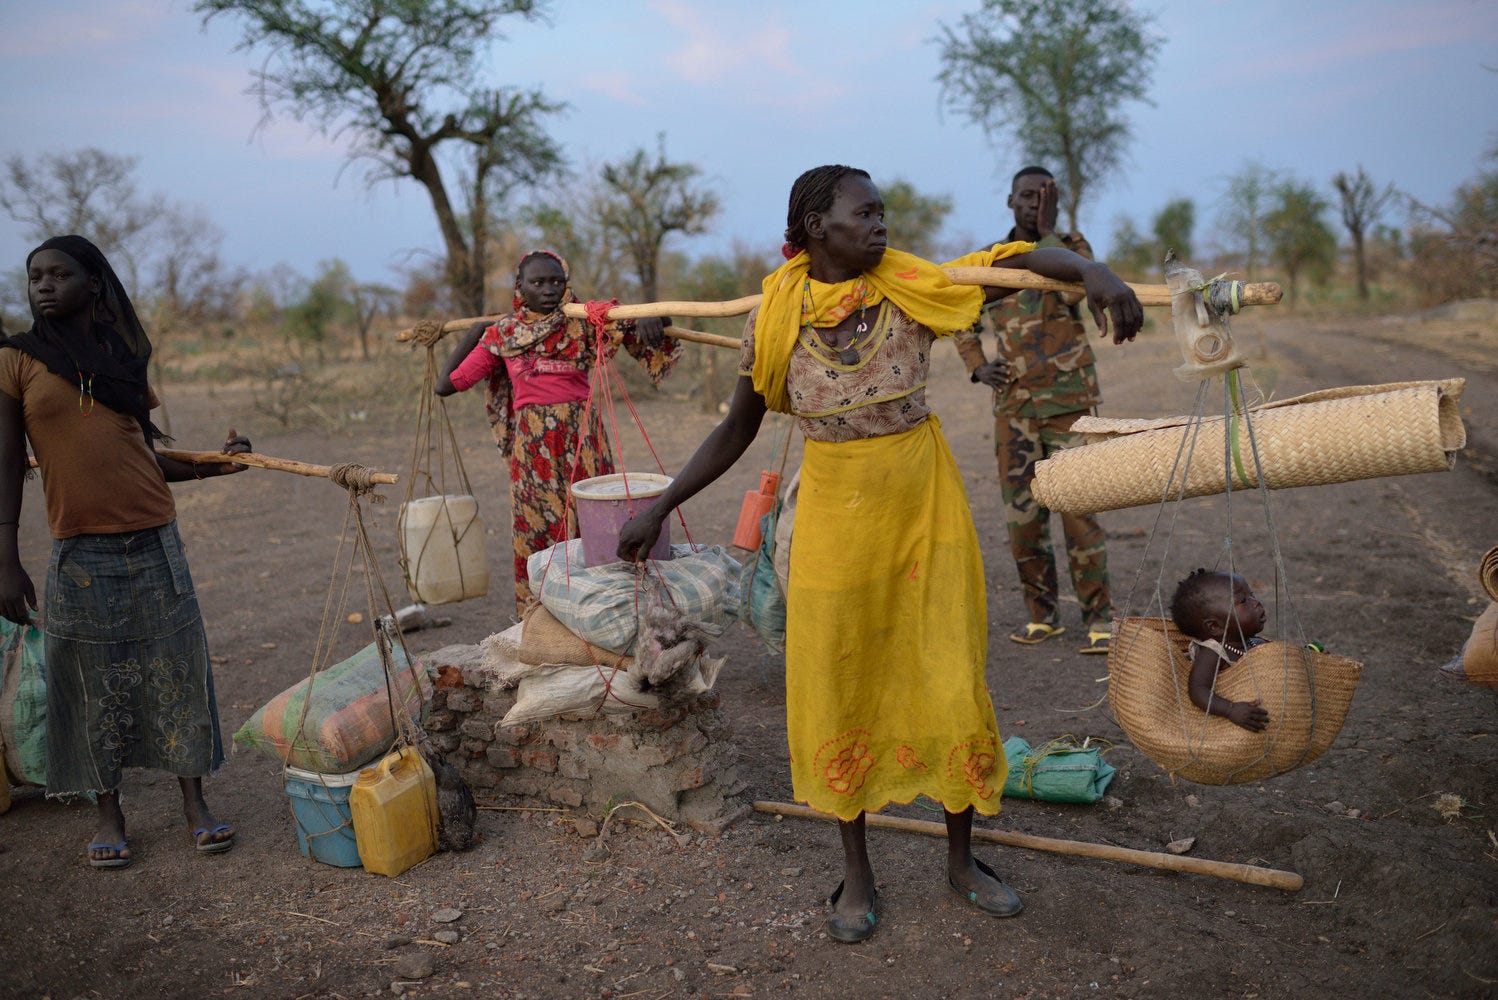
[1227,700,1270,732]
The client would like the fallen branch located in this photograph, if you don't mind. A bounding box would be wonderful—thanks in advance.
[394,270,1285,343]
[752,800,1303,892]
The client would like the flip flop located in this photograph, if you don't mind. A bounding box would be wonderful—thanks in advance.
[1078,629,1112,655]
[1009,622,1065,645]
[825,880,879,943]
[949,858,1022,917]
[193,824,235,854]
[88,840,132,869]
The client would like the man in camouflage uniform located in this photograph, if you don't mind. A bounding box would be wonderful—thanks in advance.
[956,166,1113,654]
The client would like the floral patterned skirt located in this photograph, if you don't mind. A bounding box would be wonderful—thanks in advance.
[507,401,615,611]
[785,416,1004,820]
[43,522,225,799]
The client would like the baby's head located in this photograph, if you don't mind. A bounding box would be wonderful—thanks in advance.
[1170,569,1266,643]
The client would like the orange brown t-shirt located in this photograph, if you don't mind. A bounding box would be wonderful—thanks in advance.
[0,348,175,539]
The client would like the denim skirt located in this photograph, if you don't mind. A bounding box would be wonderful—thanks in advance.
[43,521,225,799]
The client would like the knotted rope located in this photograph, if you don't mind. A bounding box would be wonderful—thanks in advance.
[329,462,386,503]
[409,318,448,348]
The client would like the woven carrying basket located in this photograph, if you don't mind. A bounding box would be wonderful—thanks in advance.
[1033,379,1466,515]
[1107,617,1364,784]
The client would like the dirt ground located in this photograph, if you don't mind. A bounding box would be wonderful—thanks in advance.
[1,304,1495,1000]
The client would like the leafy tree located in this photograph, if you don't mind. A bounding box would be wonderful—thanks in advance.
[0,147,164,286]
[1263,180,1337,306]
[196,0,566,315]
[598,136,720,302]
[1408,170,1498,303]
[1332,166,1397,301]
[879,179,953,259]
[1216,161,1279,276]
[286,259,355,361]
[1106,214,1157,280]
[936,0,1160,233]
[1151,198,1195,263]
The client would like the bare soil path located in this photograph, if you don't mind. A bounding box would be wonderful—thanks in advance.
[2,308,1494,999]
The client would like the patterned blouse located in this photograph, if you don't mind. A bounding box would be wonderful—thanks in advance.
[737,303,939,443]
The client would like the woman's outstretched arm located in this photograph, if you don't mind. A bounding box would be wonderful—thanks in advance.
[616,374,767,562]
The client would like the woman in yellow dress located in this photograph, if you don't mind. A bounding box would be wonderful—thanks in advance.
[618,165,1142,942]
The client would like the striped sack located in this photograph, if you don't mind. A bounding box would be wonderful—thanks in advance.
[234,641,434,773]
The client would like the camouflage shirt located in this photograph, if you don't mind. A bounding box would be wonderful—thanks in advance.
[954,229,1101,418]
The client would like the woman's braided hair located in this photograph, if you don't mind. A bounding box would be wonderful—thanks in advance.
[782,164,871,257]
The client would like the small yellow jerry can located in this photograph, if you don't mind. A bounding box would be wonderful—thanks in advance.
[349,746,438,876]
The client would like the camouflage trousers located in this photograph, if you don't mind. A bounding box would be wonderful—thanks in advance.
[994,408,1112,628]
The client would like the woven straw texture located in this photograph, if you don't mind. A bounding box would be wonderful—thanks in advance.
[1107,617,1364,785]
[1033,379,1466,515]
[1480,545,1498,603]
[1461,603,1498,692]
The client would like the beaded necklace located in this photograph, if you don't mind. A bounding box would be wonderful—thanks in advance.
[800,278,868,366]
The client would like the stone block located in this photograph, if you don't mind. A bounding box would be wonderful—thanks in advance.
[493,723,532,746]
[427,732,460,753]
[459,739,488,759]
[425,709,457,733]
[460,763,499,789]
[446,688,483,713]
[459,719,494,741]
[558,755,589,781]
[546,783,584,808]
[486,746,521,769]
[522,748,558,774]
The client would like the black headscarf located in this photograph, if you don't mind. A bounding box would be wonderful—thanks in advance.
[3,235,165,444]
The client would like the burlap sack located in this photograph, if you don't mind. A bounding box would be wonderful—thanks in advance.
[519,602,631,670]
[1461,602,1498,692]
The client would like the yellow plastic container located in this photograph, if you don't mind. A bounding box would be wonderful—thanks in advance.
[349,746,439,876]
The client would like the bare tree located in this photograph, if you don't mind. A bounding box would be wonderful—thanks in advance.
[936,0,1160,233]
[350,281,401,360]
[0,147,164,286]
[196,0,566,314]
[597,136,719,303]
[1332,166,1397,301]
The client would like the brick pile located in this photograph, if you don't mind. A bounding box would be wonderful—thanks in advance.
[417,643,749,833]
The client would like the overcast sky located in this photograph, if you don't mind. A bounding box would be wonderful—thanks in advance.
[2,0,1495,292]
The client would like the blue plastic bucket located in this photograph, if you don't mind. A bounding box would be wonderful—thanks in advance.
[284,766,362,867]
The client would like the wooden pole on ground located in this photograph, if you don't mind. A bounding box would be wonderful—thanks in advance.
[27,451,399,485]
[752,800,1303,892]
[392,271,1284,345]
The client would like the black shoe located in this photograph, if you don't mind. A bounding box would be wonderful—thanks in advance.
[948,858,1023,917]
[825,880,879,943]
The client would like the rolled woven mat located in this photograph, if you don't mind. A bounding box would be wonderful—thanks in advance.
[1480,545,1498,603]
[1033,379,1466,514]
[1107,617,1364,785]
[1461,602,1498,691]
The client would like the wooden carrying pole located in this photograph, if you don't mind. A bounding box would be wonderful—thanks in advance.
[393,270,1284,345]
[24,450,400,485]
[752,800,1303,892]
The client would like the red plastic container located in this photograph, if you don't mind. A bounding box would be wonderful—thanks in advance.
[732,471,781,550]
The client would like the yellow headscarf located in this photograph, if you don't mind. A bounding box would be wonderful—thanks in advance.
[751,241,1034,413]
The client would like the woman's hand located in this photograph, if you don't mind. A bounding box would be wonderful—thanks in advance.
[636,317,672,349]
[971,359,1012,388]
[1226,700,1269,732]
[1081,262,1144,344]
[212,428,251,477]
[0,557,36,626]
[617,506,667,563]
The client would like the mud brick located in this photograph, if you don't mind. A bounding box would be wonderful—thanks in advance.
[584,732,626,752]
[494,723,533,746]
[434,664,465,690]
[425,709,457,732]
[460,719,494,741]
[498,771,549,797]
[522,748,559,773]
[460,763,499,789]
[676,764,706,791]
[558,755,589,781]
[634,743,673,768]
[486,746,521,769]
[633,706,689,730]
[445,688,483,713]
[546,727,578,752]
[459,738,488,759]
[482,692,516,715]
[545,783,584,808]
[428,732,460,753]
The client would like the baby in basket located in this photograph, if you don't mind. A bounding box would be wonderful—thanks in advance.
[1169,568,1271,732]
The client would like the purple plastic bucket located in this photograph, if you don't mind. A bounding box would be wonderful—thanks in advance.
[570,473,673,567]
